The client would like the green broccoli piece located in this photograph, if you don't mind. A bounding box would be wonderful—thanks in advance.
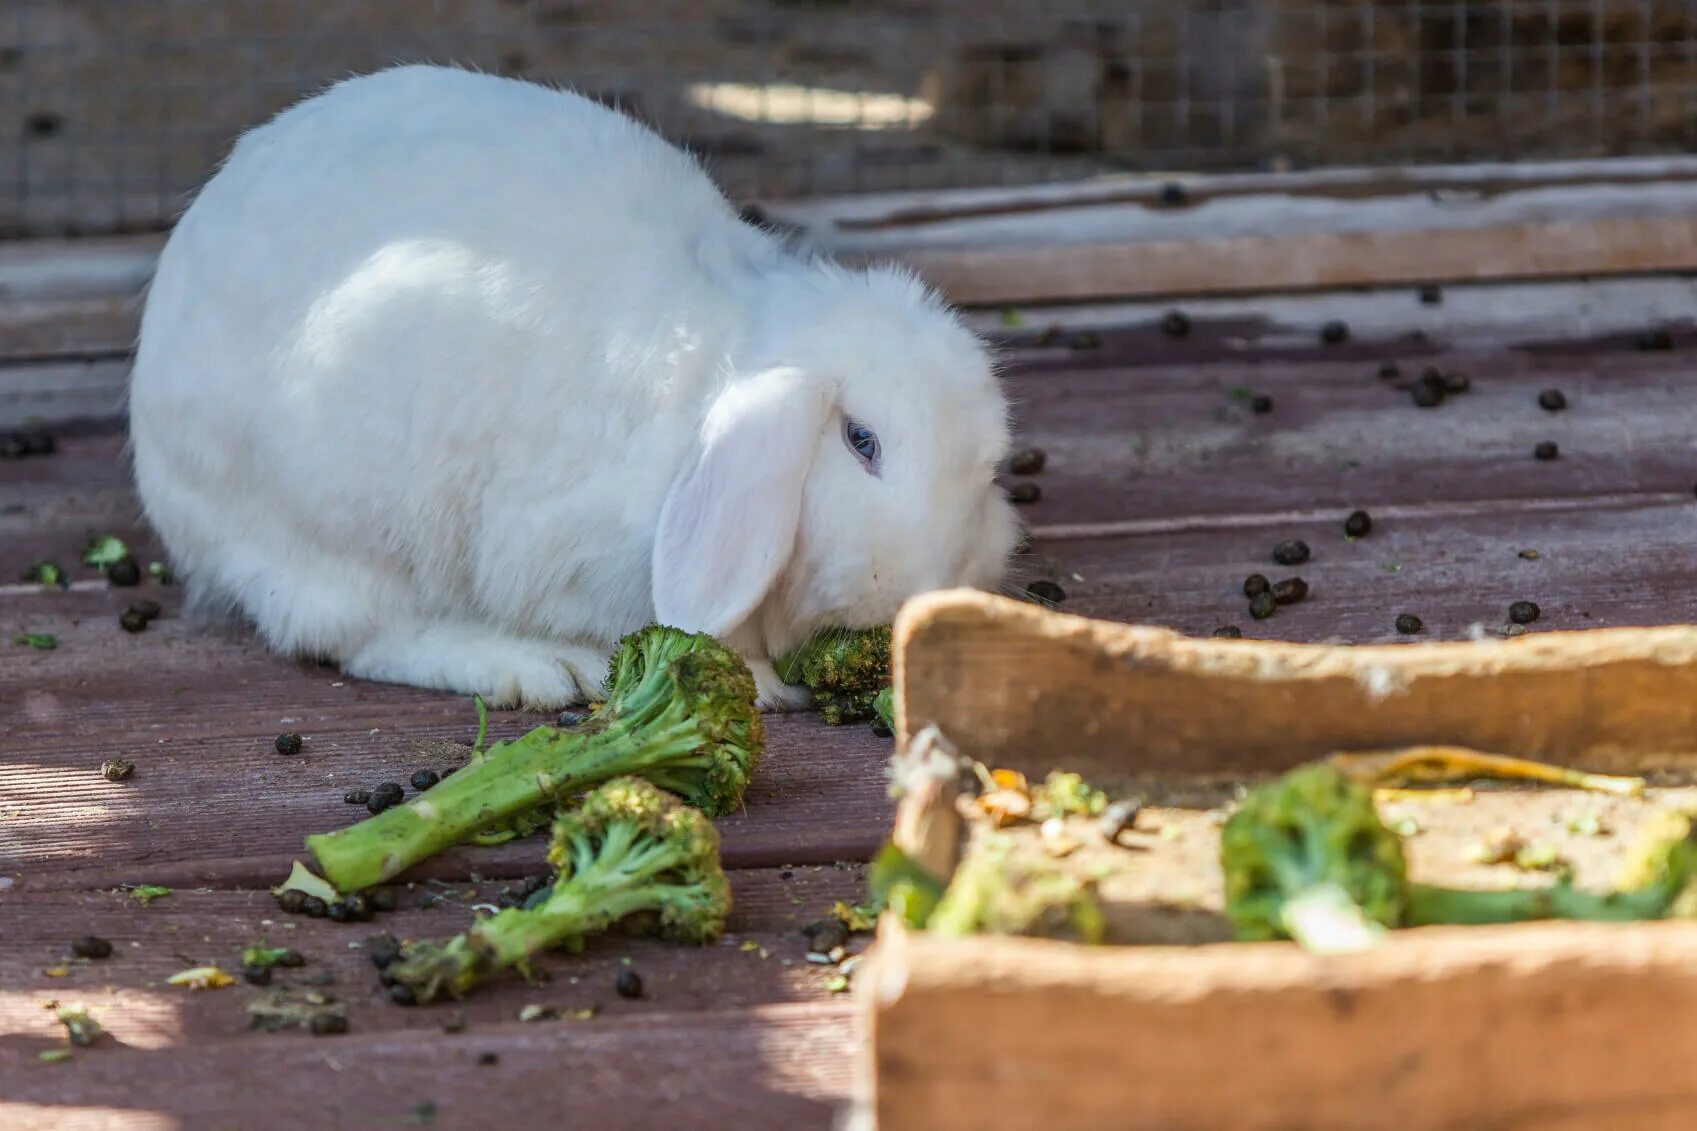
[926,833,1104,943]
[305,625,762,893]
[773,626,891,725]
[22,561,68,589]
[82,535,131,569]
[1220,764,1407,952]
[871,687,895,736]
[1224,764,1697,951]
[1032,771,1108,819]
[867,841,947,929]
[385,777,729,1002]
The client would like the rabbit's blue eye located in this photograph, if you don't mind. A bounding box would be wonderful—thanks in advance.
[844,419,880,468]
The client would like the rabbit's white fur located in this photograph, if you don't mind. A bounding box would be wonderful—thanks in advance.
[129,64,1020,709]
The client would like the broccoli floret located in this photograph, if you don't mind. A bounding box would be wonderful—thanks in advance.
[926,833,1104,943]
[1224,764,1697,950]
[872,687,895,734]
[385,777,730,1002]
[1220,764,1407,952]
[305,625,762,893]
[773,627,891,725]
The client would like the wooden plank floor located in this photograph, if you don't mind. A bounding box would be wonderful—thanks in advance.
[6,267,1697,1129]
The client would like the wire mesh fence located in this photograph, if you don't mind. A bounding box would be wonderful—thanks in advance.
[4,0,1697,238]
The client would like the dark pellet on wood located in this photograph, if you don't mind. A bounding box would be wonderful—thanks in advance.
[1395,613,1424,635]
[1160,310,1191,338]
[309,1014,347,1036]
[803,919,849,954]
[1637,328,1675,351]
[119,609,150,633]
[368,888,399,913]
[1343,510,1372,538]
[1006,481,1042,504]
[1442,371,1471,394]
[1007,447,1046,475]
[276,949,305,967]
[1534,441,1559,461]
[1249,591,1277,619]
[410,769,440,792]
[1272,577,1309,605]
[1411,382,1444,408]
[326,901,352,923]
[1378,362,1401,380]
[1519,549,1540,560]
[242,964,273,986]
[106,557,141,587]
[1211,626,1242,638]
[1250,394,1273,414]
[1319,320,1349,344]
[128,599,162,621]
[615,970,644,1000]
[1272,540,1310,566]
[1538,389,1568,411]
[343,789,371,806]
[277,890,307,915]
[388,984,418,1006]
[1157,181,1187,207]
[1418,284,1443,305]
[301,897,328,919]
[870,718,892,738]
[367,934,403,969]
[1509,600,1542,625]
[344,894,373,921]
[100,758,134,782]
[71,936,113,960]
[1243,574,1271,597]
[1025,579,1066,603]
[274,732,303,756]
[367,783,405,814]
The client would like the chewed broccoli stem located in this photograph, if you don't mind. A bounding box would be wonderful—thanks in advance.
[1404,879,1674,926]
[403,832,707,997]
[308,713,710,892]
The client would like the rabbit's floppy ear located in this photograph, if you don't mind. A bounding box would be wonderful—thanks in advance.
[652,366,830,637]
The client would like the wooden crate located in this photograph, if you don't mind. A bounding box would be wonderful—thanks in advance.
[859,590,1697,1131]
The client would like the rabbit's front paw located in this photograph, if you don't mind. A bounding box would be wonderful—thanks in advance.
[748,658,816,713]
[343,625,608,709]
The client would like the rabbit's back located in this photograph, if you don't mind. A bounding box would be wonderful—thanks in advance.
[131,65,762,651]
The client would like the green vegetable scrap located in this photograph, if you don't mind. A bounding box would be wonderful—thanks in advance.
[56,1005,103,1048]
[773,626,891,725]
[305,625,762,893]
[129,885,171,906]
[927,834,1104,943]
[1032,771,1108,820]
[12,633,56,650]
[22,561,67,588]
[866,842,946,930]
[82,535,131,569]
[385,778,730,1003]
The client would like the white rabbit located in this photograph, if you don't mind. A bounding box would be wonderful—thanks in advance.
[129,64,1020,710]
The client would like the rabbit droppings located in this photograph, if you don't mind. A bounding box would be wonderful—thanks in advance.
[129,65,1021,710]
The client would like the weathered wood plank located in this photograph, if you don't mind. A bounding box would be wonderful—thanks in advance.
[0,872,866,1045]
[864,918,1697,1131]
[0,1000,854,1131]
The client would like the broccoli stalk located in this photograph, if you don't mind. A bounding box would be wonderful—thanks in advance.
[773,627,891,725]
[1221,764,1407,953]
[926,833,1104,943]
[386,777,730,1002]
[1223,763,1697,951]
[305,626,761,893]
